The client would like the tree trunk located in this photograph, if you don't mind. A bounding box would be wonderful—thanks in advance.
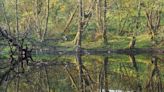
[96,0,108,44]
[103,57,109,92]
[41,0,50,42]
[16,0,19,37]
[44,66,50,92]
[145,9,161,41]
[74,0,83,47]
[102,0,108,45]
[96,0,102,33]
[136,0,141,30]
[63,5,78,33]
[2,2,11,33]
[76,53,84,92]
[35,0,42,41]
[129,36,136,49]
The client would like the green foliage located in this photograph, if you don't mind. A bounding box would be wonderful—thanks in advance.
[0,0,164,49]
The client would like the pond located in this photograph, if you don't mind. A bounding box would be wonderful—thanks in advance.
[0,53,164,92]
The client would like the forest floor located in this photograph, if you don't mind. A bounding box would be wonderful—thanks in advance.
[58,33,164,50]
[1,33,164,60]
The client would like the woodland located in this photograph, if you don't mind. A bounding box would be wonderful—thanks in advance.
[0,0,163,51]
[0,0,164,92]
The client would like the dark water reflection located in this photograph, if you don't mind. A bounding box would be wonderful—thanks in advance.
[0,53,164,92]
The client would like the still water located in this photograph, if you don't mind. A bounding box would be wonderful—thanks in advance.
[0,53,163,92]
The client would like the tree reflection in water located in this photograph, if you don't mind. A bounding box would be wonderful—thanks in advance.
[146,55,163,92]
[0,54,164,92]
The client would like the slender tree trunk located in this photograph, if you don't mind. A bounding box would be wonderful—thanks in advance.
[76,53,84,92]
[44,66,50,92]
[2,2,11,33]
[83,0,96,30]
[136,0,141,30]
[35,0,42,40]
[129,54,138,71]
[146,9,161,41]
[63,5,78,33]
[118,14,128,35]
[16,0,19,37]
[96,0,108,44]
[16,67,20,92]
[35,0,40,40]
[99,67,103,92]
[74,0,83,48]
[42,0,50,42]
[64,66,78,90]
[96,0,102,33]
[103,0,108,44]
[16,77,20,92]
[104,57,109,92]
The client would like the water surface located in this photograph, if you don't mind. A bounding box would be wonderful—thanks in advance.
[0,53,164,92]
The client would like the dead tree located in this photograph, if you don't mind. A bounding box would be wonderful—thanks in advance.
[0,27,33,71]
[0,27,32,87]
[145,10,161,41]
